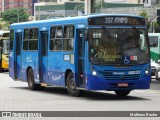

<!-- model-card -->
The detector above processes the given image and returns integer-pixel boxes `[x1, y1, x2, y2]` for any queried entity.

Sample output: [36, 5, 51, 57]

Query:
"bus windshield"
[2, 40, 9, 54]
[89, 28, 150, 65]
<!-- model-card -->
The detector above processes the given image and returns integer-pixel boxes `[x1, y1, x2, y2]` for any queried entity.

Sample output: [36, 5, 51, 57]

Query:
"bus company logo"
[26, 55, 32, 62]
[78, 24, 85, 28]
[113, 72, 125, 75]
[2, 112, 11, 117]
[120, 75, 125, 79]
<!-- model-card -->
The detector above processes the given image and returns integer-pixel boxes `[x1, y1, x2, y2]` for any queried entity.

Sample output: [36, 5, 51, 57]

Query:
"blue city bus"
[9, 14, 151, 97]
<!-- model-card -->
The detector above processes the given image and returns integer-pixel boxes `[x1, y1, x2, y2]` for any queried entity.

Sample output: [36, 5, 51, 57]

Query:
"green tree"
[139, 9, 150, 31]
[1, 8, 30, 24]
[139, 9, 148, 20]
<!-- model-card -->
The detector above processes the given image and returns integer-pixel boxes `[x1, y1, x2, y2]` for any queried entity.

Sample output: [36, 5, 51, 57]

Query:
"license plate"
[118, 83, 128, 87]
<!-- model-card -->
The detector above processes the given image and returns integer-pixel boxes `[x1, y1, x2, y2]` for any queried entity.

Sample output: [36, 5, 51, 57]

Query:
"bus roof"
[148, 33, 160, 36]
[10, 14, 144, 28]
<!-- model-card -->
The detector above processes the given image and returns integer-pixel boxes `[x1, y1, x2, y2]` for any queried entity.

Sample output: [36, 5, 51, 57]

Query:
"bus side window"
[10, 29, 14, 51]
[29, 28, 38, 50]
[50, 26, 62, 51]
[63, 26, 74, 51]
[23, 29, 29, 50]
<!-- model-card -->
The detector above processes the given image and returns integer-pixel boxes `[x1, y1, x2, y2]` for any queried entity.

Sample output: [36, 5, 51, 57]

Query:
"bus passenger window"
[54, 39, 62, 50]
[30, 29, 38, 39]
[10, 29, 14, 50]
[56, 27, 62, 38]
[23, 29, 29, 50]
[50, 26, 62, 51]
[29, 28, 38, 50]
[63, 26, 74, 51]
[50, 27, 56, 38]
[63, 39, 73, 51]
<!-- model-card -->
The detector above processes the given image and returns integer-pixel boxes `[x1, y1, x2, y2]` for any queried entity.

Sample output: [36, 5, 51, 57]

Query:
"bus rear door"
[39, 30, 49, 83]
[15, 32, 22, 80]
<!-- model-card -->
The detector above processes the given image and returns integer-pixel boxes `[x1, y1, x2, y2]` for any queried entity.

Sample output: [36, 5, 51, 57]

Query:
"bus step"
[41, 83, 48, 87]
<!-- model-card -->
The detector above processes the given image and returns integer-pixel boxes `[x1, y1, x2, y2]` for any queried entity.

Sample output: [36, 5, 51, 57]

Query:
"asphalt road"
[0, 72, 160, 120]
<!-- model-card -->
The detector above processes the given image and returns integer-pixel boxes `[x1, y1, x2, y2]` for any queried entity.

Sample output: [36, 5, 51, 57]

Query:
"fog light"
[145, 70, 149, 75]
[92, 71, 97, 76]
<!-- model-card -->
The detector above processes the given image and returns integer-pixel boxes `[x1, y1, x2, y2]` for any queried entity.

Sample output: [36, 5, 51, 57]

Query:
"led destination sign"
[88, 16, 146, 26]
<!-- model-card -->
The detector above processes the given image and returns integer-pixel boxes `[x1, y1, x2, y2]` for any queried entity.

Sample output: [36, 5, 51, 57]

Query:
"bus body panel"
[9, 52, 14, 78]
[48, 51, 75, 86]
[148, 33, 160, 80]
[2, 54, 8, 69]
[21, 52, 39, 82]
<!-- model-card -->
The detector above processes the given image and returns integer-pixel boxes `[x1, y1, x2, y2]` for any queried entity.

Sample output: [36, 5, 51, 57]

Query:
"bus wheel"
[114, 90, 131, 97]
[0, 67, 2, 72]
[27, 68, 38, 90]
[0, 65, 3, 72]
[67, 72, 80, 97]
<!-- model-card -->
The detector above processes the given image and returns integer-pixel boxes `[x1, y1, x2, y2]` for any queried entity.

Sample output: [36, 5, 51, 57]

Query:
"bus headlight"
[145, 70, 149, 75]
[90, 64, 97, 76]
[92, 71, 97, 76]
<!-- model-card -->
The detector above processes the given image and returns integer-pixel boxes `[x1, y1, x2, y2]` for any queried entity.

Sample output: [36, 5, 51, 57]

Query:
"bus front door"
[39, 31, 48, 83]
[77, 30, 86, 88]
[15, 32, 22, 80]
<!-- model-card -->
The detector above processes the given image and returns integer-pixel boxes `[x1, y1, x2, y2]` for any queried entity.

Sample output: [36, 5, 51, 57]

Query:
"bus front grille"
[100, 70, 140, 80]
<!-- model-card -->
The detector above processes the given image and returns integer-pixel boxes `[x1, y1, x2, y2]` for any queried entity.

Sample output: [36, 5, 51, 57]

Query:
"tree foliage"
[138, 9, 148, 20]
[138, 9, 151, 30]
[1, 8, 30, 24]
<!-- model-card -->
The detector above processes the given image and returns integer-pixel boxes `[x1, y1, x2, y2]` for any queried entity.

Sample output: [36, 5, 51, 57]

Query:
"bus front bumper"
[86, 75, 150, 91]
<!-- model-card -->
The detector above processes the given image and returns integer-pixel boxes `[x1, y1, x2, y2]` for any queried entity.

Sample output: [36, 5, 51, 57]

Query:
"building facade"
[0, 0, 34, 15]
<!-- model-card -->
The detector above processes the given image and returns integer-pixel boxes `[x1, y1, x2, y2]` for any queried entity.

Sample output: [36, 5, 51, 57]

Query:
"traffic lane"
[0, 78, 159, 111]
[0, 71, 160, 113]
[150, 79, 160, 90]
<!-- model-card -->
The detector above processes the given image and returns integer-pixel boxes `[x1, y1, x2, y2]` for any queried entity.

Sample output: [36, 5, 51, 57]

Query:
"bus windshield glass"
[89, 28, 150, 65]
[3, 40, 9, 54]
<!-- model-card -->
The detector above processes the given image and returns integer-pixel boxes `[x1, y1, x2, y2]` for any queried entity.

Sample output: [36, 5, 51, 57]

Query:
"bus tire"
[27, 68, 39, 90]
[0, 64, 3, 72]
[114, 90, 131, 97]
[0, 67, 2, 72]
[67, 72, 80, 97]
